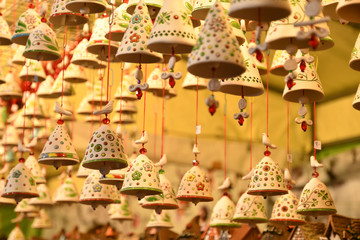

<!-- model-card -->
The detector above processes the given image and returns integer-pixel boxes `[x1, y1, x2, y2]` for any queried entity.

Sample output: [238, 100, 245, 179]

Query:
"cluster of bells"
[1, 0, 357, 236]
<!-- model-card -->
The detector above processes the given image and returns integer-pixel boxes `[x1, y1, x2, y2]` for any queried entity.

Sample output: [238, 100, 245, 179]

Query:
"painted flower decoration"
[132, 171, 142, 181]
[192, 36, 203, 51]
[29, 177, 35, 186]
[143, 162, 152, 172]
[130, 33, 141, 43]
[187, 173, 196, 182]
[12, 170, 22, 178]
[144, 25, 152, 35]
[93, 183, 102, 192]
[196, 182, 205, 191]
[208, 17, 226, 32]
[132, 14, 142, 24]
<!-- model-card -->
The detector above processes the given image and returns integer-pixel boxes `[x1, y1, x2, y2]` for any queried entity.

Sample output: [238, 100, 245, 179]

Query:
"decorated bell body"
[77, 97, 94, 115]
[29, 184, 53, 207]
[105, 3, 131, 41]
[233, 191, 268, 224]
[12, 45, 26, 65]
[146, 210, 174, 229]
[24, 154, 46, 184]
[127, 0, 163, 17]
[0, 178, 16, 205]
[49, 0, 89, 27]
[54, 177, 79, 204]
[0, 72, 22, 100]
[21, 93, 45, 118]
[297, 177, 336, 216]
[114, 69, 138, 101]
[99, 168, 127, 190]
[87, 79, 107, 106]
[2, 125, 20, 147]
[210, 194, 241, 229]
[115, 100, 137, 114]
[65, 0, 107, 14]
[8, 226, 26, 240]
[71, 38, 105, 69]
[146, 66, 170, 96]
[0, 15, 12, 45]
[350, 33, 360, 71]
[19, 60, 46, 82]
[32, 209, 52, 229]
[182, 72, 207, 90]
[11, 8, 41, 45]
[15, 199, 39, 213]
[37, 76, 55, 98]
[112, 113, 135, 124]
[64, 64, 87, 83]
[270, 50, 291, 76]
[51, 71, 75, 97]
[109, 195, 133, 221]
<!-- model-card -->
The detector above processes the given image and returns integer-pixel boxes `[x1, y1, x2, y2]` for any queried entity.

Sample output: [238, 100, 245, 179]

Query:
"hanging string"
[223, 94, 227, 181]
[118, 63, 124, 124]
[153, 98, 158, 162]
[266, 53, 269, 137]
[287, 102, 290, 170]
[160, 68, 166, 169]
[142, 65, 148, 137]
[194, 76, 199, 161]
[106, 6, 114, 109]
[313, 101, 316, 159]
[60, 26, 68, 120]
[21, 66, 30, 160]
[250, 99, 253, 170]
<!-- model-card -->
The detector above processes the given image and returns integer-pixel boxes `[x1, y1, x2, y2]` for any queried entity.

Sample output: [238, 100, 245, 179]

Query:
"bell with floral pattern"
[233, 191, 268, 224]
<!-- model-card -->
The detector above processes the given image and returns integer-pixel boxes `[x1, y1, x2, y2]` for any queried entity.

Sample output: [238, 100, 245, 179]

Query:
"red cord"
[161, 67, 166, 161]
[118, 63, 124, 124]
[153, 102, 157, 161]
[313, 102, 316, 158]
[250, 100, 253, 170]
[266, 53, 269, 137]
[195, 77, 199, 160]
[223, 95, 227, 181]
[99, 72, 104, 124]
[287, 102, 290, 170]
[106, 14, 112, 105]
[142, 64, 147, 136]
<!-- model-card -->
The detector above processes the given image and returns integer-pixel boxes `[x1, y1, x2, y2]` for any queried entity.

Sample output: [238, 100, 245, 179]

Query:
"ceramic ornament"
[146, 66, 170, 96]
[233, 191, 268, 224]
[2, 161, 39, 203]
[32, 209, 52, 229]
[0, 72, 22, 99]
[82, 123, 128, 175]
[29, 183, 53, 206]
[109, 195, 133, 221]
[64, 64, 87, 83]
[247, 156, 288, 196]
[270, 190, 306, 226]
[114, 69, 138, 101]
[19, 60, 46, 82]
[2, 125, 20, 147]
[77, 97, 94, 115]
[0, 65, 5, 84]
[38, 123, 79, 169]
[322, 0, 339, 20]
[21, 93, 45, 119]
[142, 169, 179, 213]
[248, 41, 267, 75]
[146, 210, 174, 229]
[350, 33, 360, 71]
[115, 100, 137, 114]
[177, 165, 213, 204]
[87, 17, 120, 58]
[187, 1, 246, 79]
[65, 0, 107, 14]
[99, 168, 127, 190]
[24, 154, 46, 184]
[0, 15, 12, 45]
[220, 40, 264, 97]
[71, 39, 105, 69]
[8, 226, 25, 240]
[51, 71, 75, 97]
[54, 177, 79, 204]
[182, 72, 208, 90]
[15, 199, 39, 213]
[184, 0, 201, 28]
[297, 177, 336, 216]
[209, 194, 241, 229]
[116, 0, 162, 63]
[79, 171, 116, 209]
[87, 79, 107, 106]
[352, 84, 360, 111]
[270, 50, 291, 76]
[121, 154, 162, 199]
[12, 46, 26, 65]
[127, 0, 163, 17]
[23, 22, 61, 61]
[37, 75, 55, 98]
[105, 3, 131, 41]
[76, 161, 93, 178]
[49, 0, 89, 27]
[0, 178, 16, 205]
[112, 113, 135, 124]
[14, 114, 32, 130]
[336, 0, 360, 23]
[11, 8, 41, 45]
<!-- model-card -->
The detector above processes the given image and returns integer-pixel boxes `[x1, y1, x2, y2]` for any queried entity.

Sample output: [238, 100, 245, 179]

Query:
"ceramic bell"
[51, 71, 75, 97]
[2, 125, 20, 147]
[2, 161, 39, 202]
[8, 226, 25, 240]
[32, 209, 52, 229]
[12, 45, 26, 65]
[220, 39, 264, 97]
[14, 114, 32, 130]
[114, 69, 138, 101]
[99, 168, 127, 190]
[146, 66, 170, 96]
[210, 194, 241, 229]
[270, 190, 306, 225]
[112, 113, 135, 124]
[0, 72, 22, 99]
[64, 64, 87, 83]
[307, 11, 334, 51]
[109, 195, 133, 221]
[146, 210, 174, 229]
[177, 165, 213, 204]
[0, 178, 16, 205]
[353, 84, 360, 110]
[49, 0, 89, 27]
[0, 15, 12, 45]
[270, 50, 291, 76]
[82, 124, 128, 175]
[21, 93, 45, 119]
[77, 97, 94, 115]
[116, 0, 162, 63]
[350, 33, 360, 71]
[37, 76, 56, 98]
[19, 60, 46, 82]
[336, 0, 360, 23]
[79, 171, 116, 209]
[121, 154, 162, 199]
[24, 154, 46, 184]
[187, 1, 245, 78]
[54, 177, 79, 204]
[65, 0, 107, 14]
[115, 100, 137, 114]
[11, 8, 41, 45]
[23, 22, 61, 61]
[0, 65, 5, 84]
[38, 123, 79, 169]
[297, 177, 336, 216]
[29, 184, 53, 206]
[147, 0, 196, 54]
[247, 156, 288, 196]
[127, 0, 163, 17]
[105, 3, 131, 41]
[87, 79, 107, 106]
[142, 169, 179, 212]
[323, 0, 339, 20]
[76, 161, 93, 178]
[87, 17, 119, 58]
[228, 0, 291, 21]
[233, 191, 268, 224]
[15, 199, 39, 213]
[71, 39, 105, 69]
[282, 52, 324, 103]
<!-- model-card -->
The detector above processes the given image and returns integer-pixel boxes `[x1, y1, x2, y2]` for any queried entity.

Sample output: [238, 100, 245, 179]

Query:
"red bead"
[169, 76, 175, 88]
[136, 89, 142, 99]
[300, 60, 306, 72]
[264, 150, 271, 156]
[19, 158, 25, 163]
[312, 171, 319, 178]
[102, 118, 110, 124]
[41, 17, 47, 23]
[139, 147, 147, 154]
[28, 3, 35, 8]
[287, 78, 296, 90]
[301, 121, 307, 132]
[255, 49, 263, 62]
[309, 34, 319, 49]
[57, 119, 64, 125]
[193, 160, 199, 166]
[209, 104, 216, 116]
[238, 115, 244, 126]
